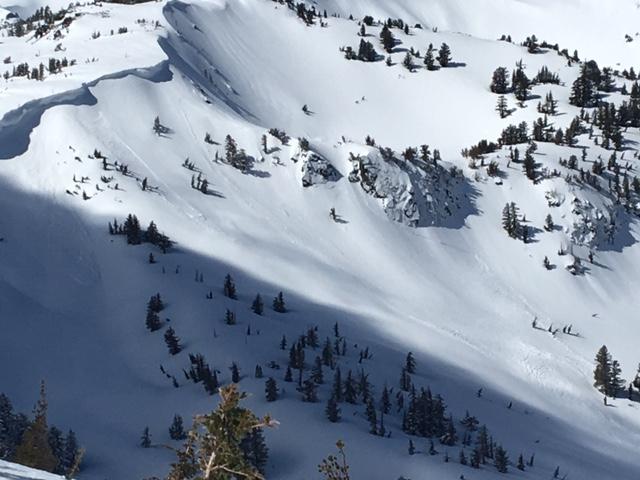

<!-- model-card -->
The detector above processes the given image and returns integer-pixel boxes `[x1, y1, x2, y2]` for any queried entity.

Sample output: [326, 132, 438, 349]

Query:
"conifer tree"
[437, 43, 451, 67]
[140, 427, 151, 448]
[14, 381, 58, 473]
[365, 400, 377, 434]
[146, 308, 162, 332]
[326, 394, 341, 422]
[223, 274, 237, 299]
[302, 379, 318, 403]
[512, 67, 531, 104]
[231, 363, 241, 383]
[164, 327, 182, 355]
[166, 385, 274, 480]
[225, 309, 237, 326]
[494, 445, 508, 473]
[265, 378, 278, 402]
[380, 385, 391, 414]
[379, 25, 395, 53]
[544, 214, 554, 231]
[240, 428, 269, 475]
[496, 95, 508, 118]
[318, 440, 350, 480]
[251, 294, 263, 315]
[169, 415, 187, 441]
[405, 352, 416, 374]
[344, 371, 358, 404]
[594, 345, 613, 395]
[272, 292, 286, 313]
[60, 430, 80, 476]
[424, 44, 436, 71]
[47, 426, 64, 474]
[311, 356, 324, 384]
[490, 67, 509, 94]
[402, 52, 414, 72]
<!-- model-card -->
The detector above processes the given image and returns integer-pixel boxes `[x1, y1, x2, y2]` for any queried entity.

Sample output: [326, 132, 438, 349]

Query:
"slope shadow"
[1, 180, 637, 480]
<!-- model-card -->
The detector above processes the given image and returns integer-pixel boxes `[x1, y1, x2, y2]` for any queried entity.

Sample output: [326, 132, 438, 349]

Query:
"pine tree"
[140, 427, 151, 448]
[365, 400, 377, 434]
[380, 385, 391, 414]
[399, 366, 411, 391]
[240, 428, 269, 475]
[284, 366, 293, 382]
[225, 135, 238, 164]
[318, 440, 350, 480]
[344, 371, 358, 404]
[231, 363, 241, 383]
[326, 394, 341, 422]
[405, 352, 416, 374]
[164, 327, 182, 355]
[424, 44, 437, 71]
[311, 356, 324, 384]
[544, 214, 554, 231]
[265, 378, 278, 402]
[302, 379, 318, 403]
[166, 385, 274, 480]
[437, 43, 451, 67]
[47, 426, 64, 474]
[379, 25, 395, 53]
[225, 309, 237, 326]
[169, 415, 186, 440]
[610, 359, 625, 396]
[60, 430, 80, 475]
[272, 292, 286, 313]
[145, 308, 162, 332]
[494, 445, 509, 473]
[14, 381, 57, 473]
[594, 345, 613, 395]
[357, 39, 377, 62]
[251, 294, 263, 315]
[402, 52, 414, 72]
[496, 95, 508, 118]
[322, 337, 334, 367]
[512, 67, 531, 104]
[490, 67, 509, 94]
[223, 274, 237, 299]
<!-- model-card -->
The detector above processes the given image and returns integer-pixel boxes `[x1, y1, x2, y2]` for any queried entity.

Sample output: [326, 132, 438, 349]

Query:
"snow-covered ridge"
[0, 1, 640, 480]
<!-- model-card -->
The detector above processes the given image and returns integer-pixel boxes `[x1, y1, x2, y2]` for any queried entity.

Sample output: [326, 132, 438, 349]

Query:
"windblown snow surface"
[1, 1, 640, 479]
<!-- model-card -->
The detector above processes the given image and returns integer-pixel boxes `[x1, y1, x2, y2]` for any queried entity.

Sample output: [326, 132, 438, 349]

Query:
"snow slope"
[0, 460, 66, 480]
[316, 0, 640, 67]
[1, 1, 640, 479]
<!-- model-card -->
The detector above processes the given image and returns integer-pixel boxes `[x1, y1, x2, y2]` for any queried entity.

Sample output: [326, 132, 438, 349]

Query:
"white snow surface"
[0, 1, 639, 480]
[0, 460, 66, 480]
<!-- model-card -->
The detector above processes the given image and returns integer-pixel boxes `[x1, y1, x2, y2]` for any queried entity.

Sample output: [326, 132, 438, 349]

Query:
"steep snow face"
[317, 0, 640, 66]
[1, 1, 640, 480]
